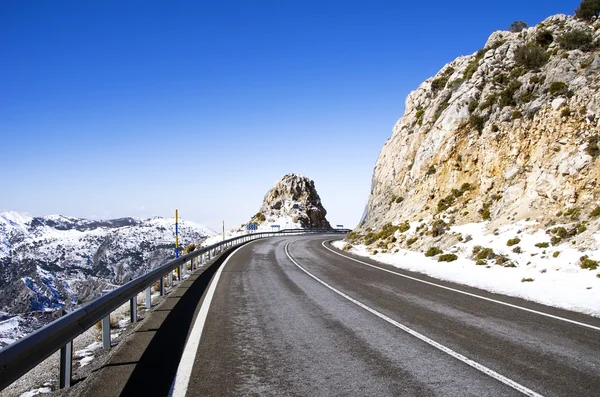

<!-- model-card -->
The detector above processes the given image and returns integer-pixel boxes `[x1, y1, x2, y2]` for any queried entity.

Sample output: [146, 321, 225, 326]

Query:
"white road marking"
[322, 240, 600, 332]
[285, 242, 544, 397]
[170, 243, 252, 397]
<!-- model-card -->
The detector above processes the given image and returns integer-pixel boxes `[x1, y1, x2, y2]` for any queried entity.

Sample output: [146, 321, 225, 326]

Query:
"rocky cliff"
[250, 174, 331, 229]
[362, 15, 600, 243]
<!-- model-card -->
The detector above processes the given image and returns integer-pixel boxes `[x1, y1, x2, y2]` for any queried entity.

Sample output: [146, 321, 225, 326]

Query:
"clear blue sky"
[0, 0, 577, 231]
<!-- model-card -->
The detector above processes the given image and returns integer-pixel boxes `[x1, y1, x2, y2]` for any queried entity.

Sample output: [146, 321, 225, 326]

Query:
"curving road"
[168, 235, 600, 397]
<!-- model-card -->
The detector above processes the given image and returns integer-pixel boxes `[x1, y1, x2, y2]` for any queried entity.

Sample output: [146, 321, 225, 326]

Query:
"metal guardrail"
[0, 228, 349, 391]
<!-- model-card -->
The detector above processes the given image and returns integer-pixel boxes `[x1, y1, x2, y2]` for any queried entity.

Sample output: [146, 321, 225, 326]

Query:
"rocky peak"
[363, 14, 600, 236]
[250, 173, 331, 229]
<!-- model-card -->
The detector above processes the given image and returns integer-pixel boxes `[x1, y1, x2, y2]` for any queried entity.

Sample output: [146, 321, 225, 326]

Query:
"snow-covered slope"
[0, 212, 214, 325]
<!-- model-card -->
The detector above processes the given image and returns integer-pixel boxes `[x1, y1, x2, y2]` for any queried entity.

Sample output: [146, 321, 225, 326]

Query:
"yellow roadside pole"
[175, 209, 179, 278]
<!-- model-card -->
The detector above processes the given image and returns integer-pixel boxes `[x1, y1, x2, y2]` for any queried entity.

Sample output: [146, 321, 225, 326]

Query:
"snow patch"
[74, 341, 103, 367]
[334, 220, 600, 317]
[19, 386, 52, 397]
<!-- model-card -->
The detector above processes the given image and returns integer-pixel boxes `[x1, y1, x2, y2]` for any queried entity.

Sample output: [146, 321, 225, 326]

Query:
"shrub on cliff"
[469, 114, 487, 133]
[509, 21, 528, 33]
[506, 238, 521, 246]
[425, 246, 443, 257]
[586, 135, 599, 157]
[580, 255, 599, 270]
[557, 29, 595, 51]
[464, 49, 487, 79]
[575, 0, 600, 21]
[183, 243, 196, 254]
[438, 254, 458, 262]
[549, 81, 568, 96]
[431, 77, 448, 91]
[514, 44, 548, 69]
[535, 30, 554, 47]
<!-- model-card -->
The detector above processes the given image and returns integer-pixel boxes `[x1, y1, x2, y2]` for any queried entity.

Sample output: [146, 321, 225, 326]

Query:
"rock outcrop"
[250, 174, 331, 229]
[362, 15, 600, 237]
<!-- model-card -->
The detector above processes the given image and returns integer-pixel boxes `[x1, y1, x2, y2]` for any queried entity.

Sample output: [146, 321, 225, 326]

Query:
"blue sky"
[0, 0, 577, 231]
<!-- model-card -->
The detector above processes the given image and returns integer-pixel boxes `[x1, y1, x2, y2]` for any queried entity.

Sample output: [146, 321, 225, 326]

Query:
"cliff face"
[363, 15, 600, 236]
[250, 173, 331, 229]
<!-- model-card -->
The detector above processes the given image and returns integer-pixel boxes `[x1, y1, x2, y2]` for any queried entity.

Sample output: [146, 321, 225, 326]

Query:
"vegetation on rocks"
[473, 246, 496, 260]
[438, 253, 458, 262]
[586, 135, 599, 157]
[506, 238, 521, 246]
[575, 0, 600, 21]
[509, 20, 528, 33]
[580, 255, 599, 270]
[183, 243, 196, 254]
[469, 114, 487, 132]
[514, 44, 548, 69]
[535, 30, 554, 47]
[425, 246, 443, 257]
[351, 7, 600, 283]
[548, 82, 568, 96]
[557, 29, 595, 51]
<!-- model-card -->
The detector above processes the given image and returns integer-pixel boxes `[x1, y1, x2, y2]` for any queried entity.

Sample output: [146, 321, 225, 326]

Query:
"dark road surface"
[79, 235, 600, 397]
[174, 235, 600, 397]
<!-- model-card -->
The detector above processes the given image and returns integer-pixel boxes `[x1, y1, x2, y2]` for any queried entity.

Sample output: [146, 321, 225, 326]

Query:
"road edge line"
[169, 241, 254, 397]
[285, 242, 544, 397]
[322, 240, 600, 332]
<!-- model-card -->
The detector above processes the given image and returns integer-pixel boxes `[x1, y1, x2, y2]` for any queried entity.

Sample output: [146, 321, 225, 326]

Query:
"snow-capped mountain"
[0, 212, 214, 340]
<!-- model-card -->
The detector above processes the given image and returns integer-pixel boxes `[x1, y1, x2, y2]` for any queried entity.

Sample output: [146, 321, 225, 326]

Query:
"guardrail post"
[130, 296, 137, 324]
[160, 276, 165, 296]
[145, 287, 152, 309]
[178, 265, 182, 281]
[102, 315, 111, 349]
[59, 340, 72, 388]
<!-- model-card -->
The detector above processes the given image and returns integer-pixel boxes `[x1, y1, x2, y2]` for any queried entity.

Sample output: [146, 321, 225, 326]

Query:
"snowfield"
[334, 220, 600, 317]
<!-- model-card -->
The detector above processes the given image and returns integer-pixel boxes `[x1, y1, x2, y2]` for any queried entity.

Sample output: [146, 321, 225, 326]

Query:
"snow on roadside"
[1, 289, 163, 397]
[18, 385, 52, 397]
[333, 220, 600, 317]
[74, 342, 102, 368]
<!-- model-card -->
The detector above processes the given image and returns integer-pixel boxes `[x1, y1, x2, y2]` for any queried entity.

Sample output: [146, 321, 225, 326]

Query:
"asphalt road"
[172, 235, 600, 397]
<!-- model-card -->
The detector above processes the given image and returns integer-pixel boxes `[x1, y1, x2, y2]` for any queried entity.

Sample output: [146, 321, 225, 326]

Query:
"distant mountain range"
[0, 211, 214, 342]
[0, 172, 334, 346]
